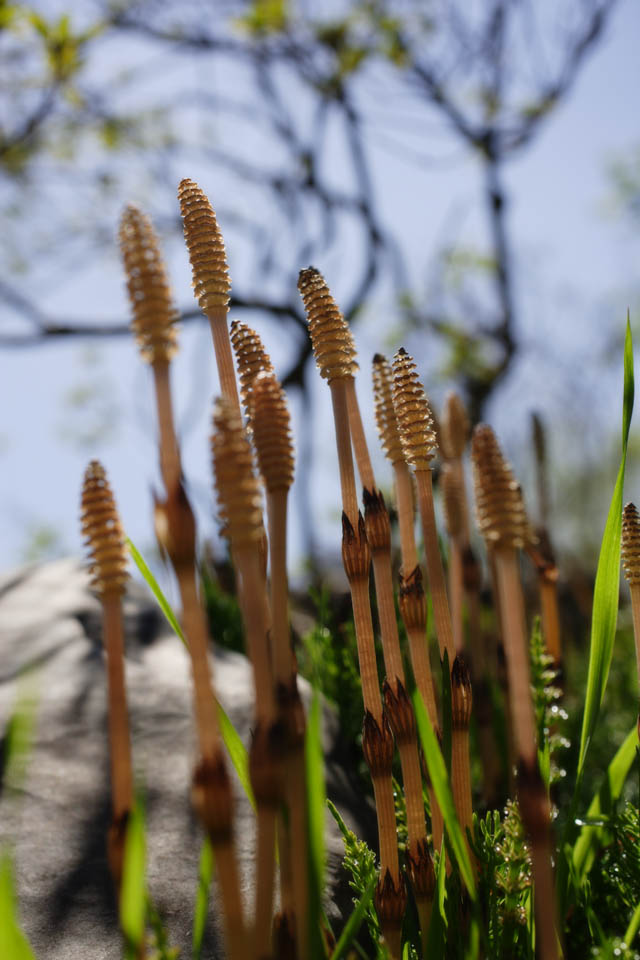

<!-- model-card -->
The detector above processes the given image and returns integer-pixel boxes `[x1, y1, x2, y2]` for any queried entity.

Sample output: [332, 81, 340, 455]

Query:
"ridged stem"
[539, 572, 561, 666]
[350, 576, 383, 725]
[208, 305, 241, 414]
[451, 727, 473, 863]
[345, 376, 376, 491]
[372, 774, 400, 884]
[415, 468, 455, 661]
[286, 747, 308, 956]
[216, 841, 248, 960]
[103, 594, 133, 821]
[329, 379, 359, 527]
[151, 359, 181, 495]
[449, 540, 464, 654]
[371, 551, 404, 682]
[255, 806, 277, 958]
[630, 583, 640, 689]
[267, 489, 292, 685]
[175, 567, 220, 759]
[492, 550, 536, 765]
[393, 460, 418, 573]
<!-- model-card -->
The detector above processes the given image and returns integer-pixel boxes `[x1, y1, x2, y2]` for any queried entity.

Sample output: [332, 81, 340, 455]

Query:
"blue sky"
[1, 0, 639, 586]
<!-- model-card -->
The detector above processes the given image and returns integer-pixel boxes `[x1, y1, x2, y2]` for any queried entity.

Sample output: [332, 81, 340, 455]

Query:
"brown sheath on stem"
[178, 178, 240, 412]
[472, 424, 560, 959]
[81, 460, 133, 889]
[392, 348, 456, 663]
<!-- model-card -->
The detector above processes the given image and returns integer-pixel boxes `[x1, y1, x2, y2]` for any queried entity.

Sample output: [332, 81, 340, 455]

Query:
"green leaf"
[0, 854, 36, 960]
[216, 700, 255, 812]
[572, 724, 638, 878]
[120, 801, 147, 949]
[425, 842, 447, 959]
[1, 687, 37, 792]
[306, 693, 328, 960]
[126, 538, 185, 646]
[577, 318, 634, 777]
[624, 898, 640, 947]
[330, 872, 377, 960]
[192, 837, 214, 958]
[413, 692, 476, 900]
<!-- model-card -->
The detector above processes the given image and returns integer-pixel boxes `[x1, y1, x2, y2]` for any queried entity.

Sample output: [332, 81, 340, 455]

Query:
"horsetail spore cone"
[440, 390, 469, 461]
[119, 204, 178, 364]
[230, 320, 275, 425]
[178, 178, 240, 410]
[251, 372, 295, 494]
[391, 347, 437, 469]
[297, 266, 356, 383]
[178, 178, 230, 311]
[81, 460, 129, 599]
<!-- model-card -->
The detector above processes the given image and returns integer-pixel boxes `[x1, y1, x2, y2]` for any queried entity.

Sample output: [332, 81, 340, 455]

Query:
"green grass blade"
[192, 836, 214, 959]
[330, 873, 377, 960]
[127, 538, 186, 646]
[577, 318, 634, 777]
[413, 691, 476, 900]
[306, 693, 328, 959]
[572, 724, 638, 878]
[0, 853, 36, 960]
[120, 800, 147, 951]
[216, 700, 256, 812]
[0, 688, 37, 793]
[624, 899, 640, 947]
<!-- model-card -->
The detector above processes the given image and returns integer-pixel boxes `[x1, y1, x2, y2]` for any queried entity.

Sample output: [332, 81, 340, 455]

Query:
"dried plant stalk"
[472, 423, 559, 960]
[392, 348, 455, 663]
[81, 460, 132, 890]
[212, 398, 284, 959]
[298, 268, 404, 955]
[178, 178, 240, 413]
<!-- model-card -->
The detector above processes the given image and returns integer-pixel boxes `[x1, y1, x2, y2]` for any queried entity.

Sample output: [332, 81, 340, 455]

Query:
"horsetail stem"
[81, 460, 132, 890]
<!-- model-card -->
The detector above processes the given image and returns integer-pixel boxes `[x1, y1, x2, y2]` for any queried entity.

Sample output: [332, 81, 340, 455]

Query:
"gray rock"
[0, 558, 372, 958]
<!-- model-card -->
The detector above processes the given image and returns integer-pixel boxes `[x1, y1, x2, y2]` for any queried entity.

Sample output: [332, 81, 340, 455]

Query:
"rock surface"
[0, 558, 371, 959]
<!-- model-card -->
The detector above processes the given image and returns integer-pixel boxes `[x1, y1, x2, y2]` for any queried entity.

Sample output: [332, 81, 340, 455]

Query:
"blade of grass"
[572, 723, 638, 878]
[120, 799, 147, 954]
[216, 700, 256, 812]
[330, 873, 377, 960]
[413, 692, 476, 900]
[127, 537, 185, 645]
[1, 687, 37, 794]
[624, 899, 640, 947]
[425, 842, 447, 960]
[559, 318, 635, 917]
[306, 692, 328, 960]
[0, 853, 36, 960]
[192, 836, 214, 959]
[577, 318, 634, 778]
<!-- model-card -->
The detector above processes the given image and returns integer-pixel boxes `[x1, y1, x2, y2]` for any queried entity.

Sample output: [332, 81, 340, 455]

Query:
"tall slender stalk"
[392, 349, 456, 665]
[80, 461, 133, 894]
[372, 353, 444, 852]
[252, 370, 309, 957]
[212, 399, 285, 960]
[472, 424, 559, 960]
[121, 202, 246, 958]
[298, 268, 405, 957]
